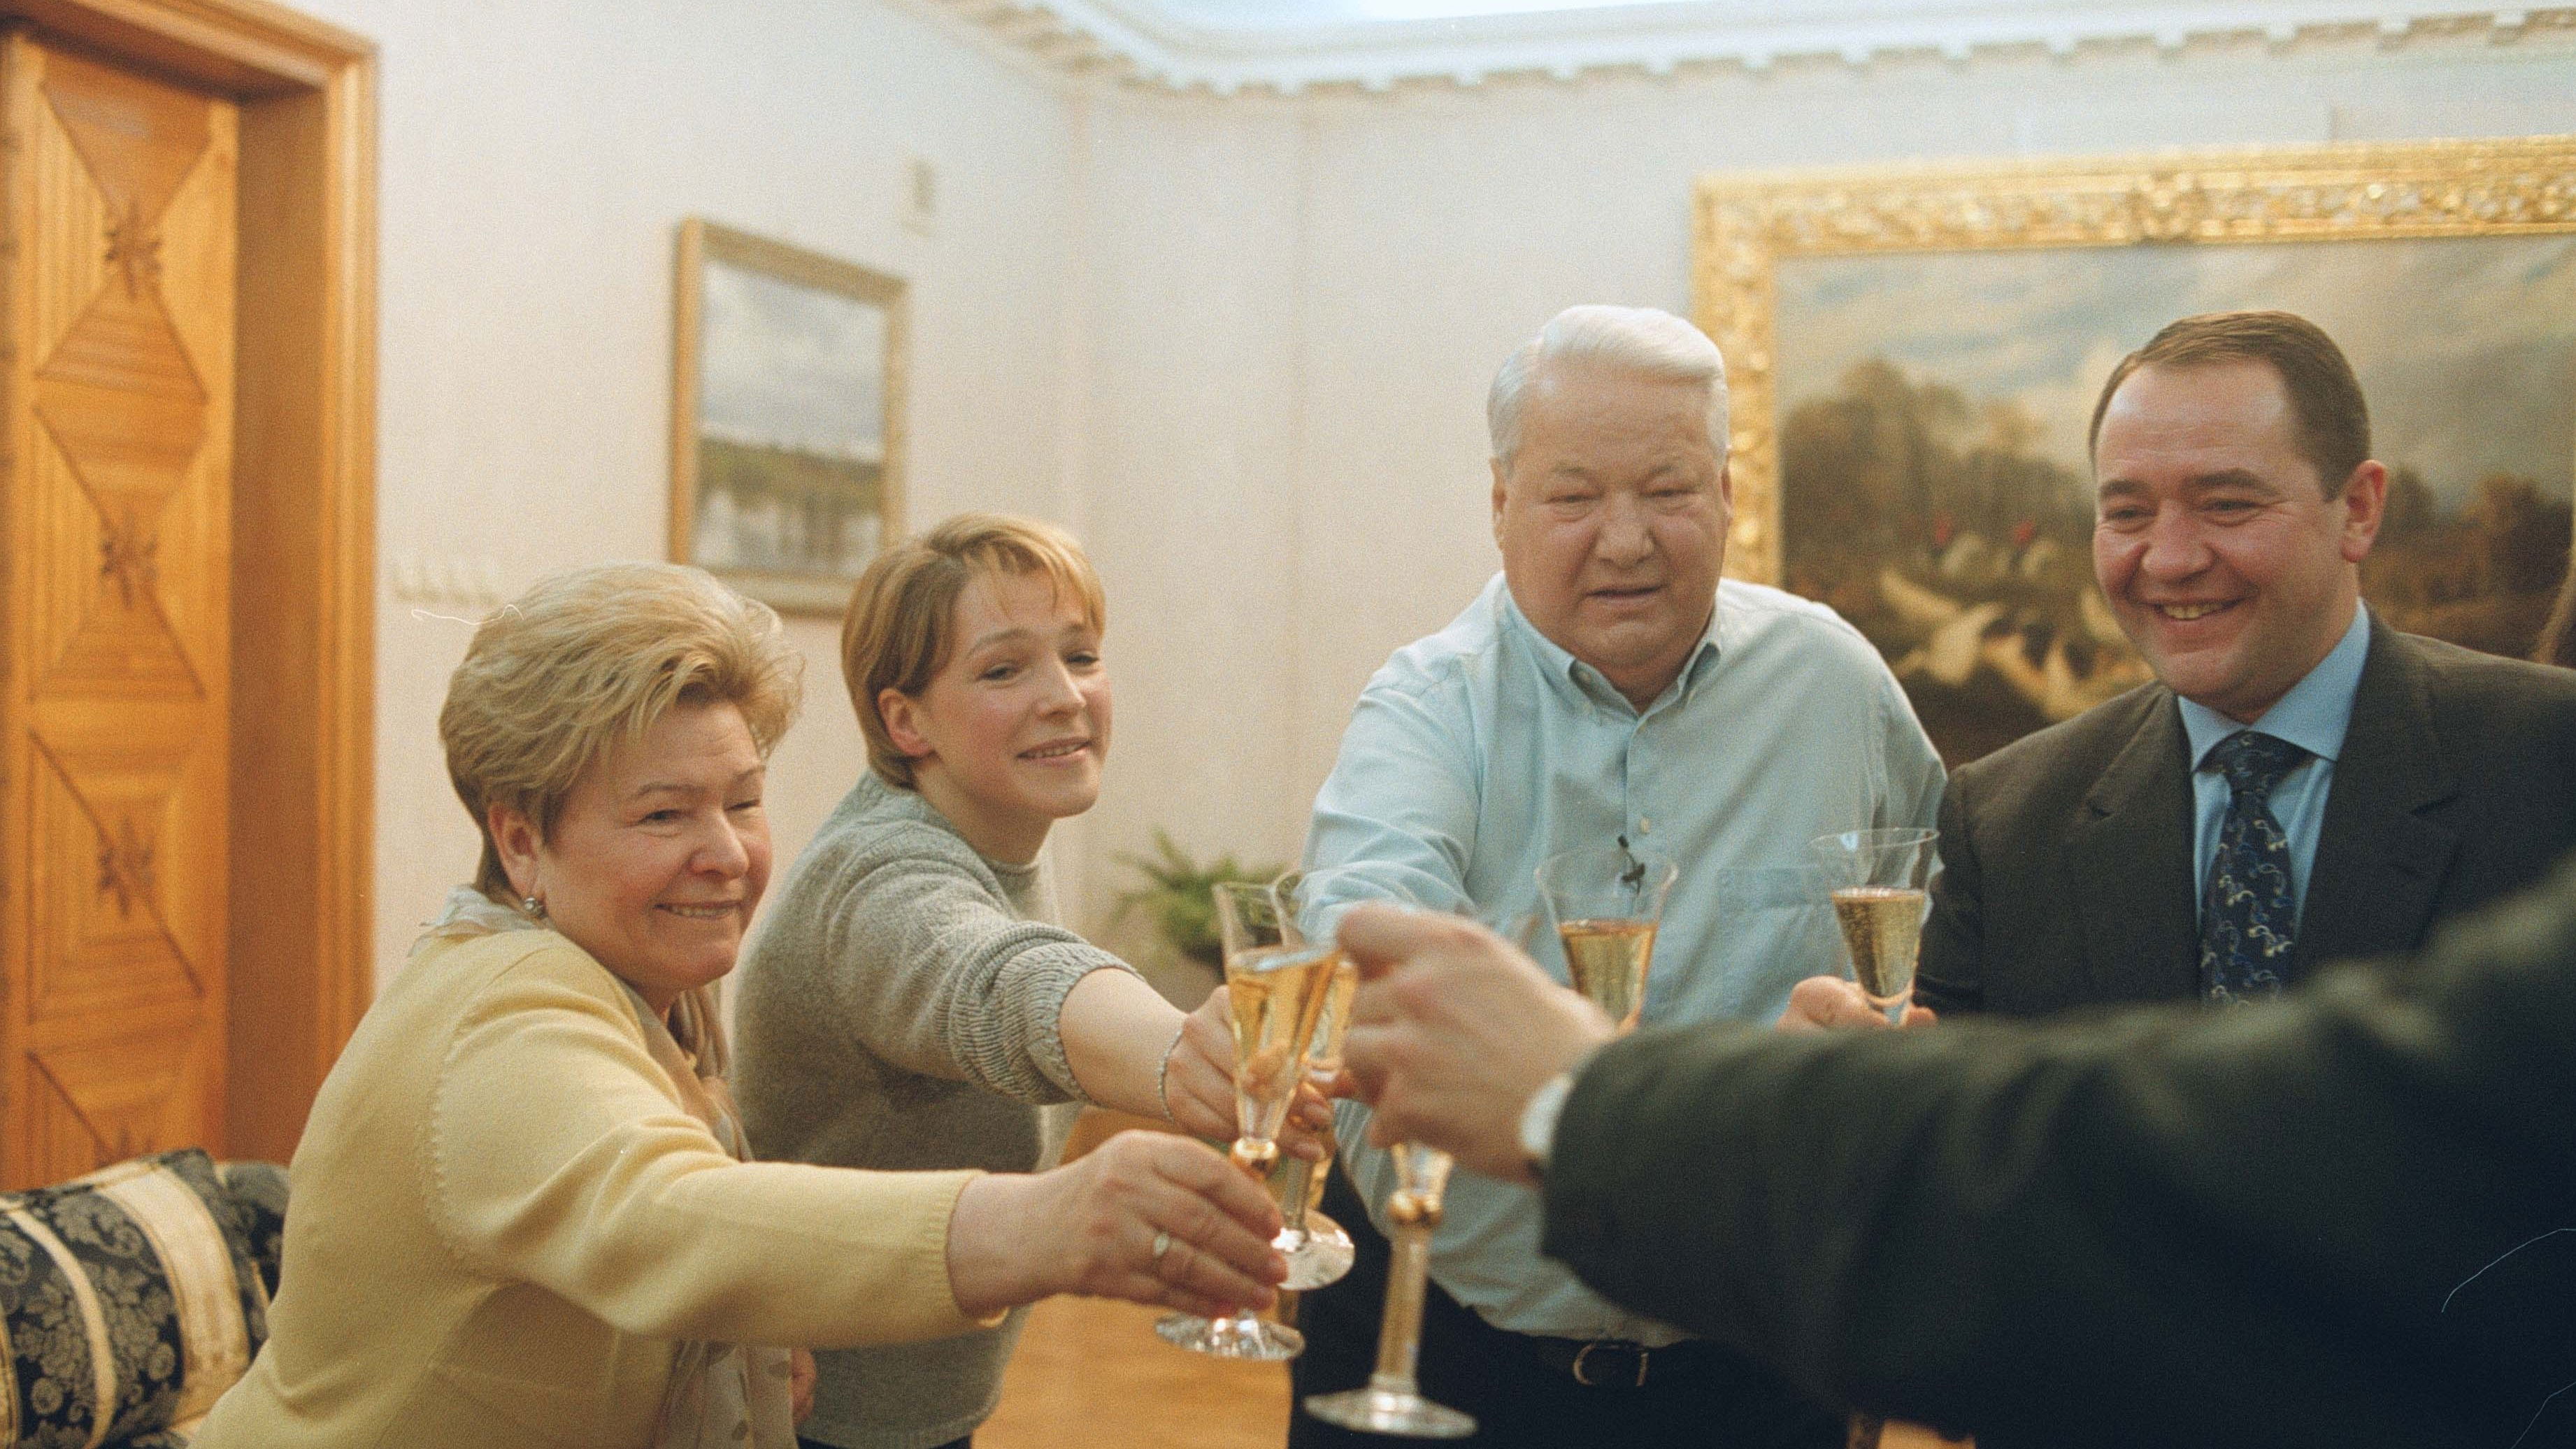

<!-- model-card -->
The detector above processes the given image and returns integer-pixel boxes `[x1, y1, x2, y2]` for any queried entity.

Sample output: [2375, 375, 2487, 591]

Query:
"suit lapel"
[2296, 623, 2461, 973]
[2068, 690, 2201, 1002]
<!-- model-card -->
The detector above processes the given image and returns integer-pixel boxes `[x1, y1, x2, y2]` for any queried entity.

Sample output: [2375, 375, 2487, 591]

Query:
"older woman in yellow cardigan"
[191, 563, 1283, 1449]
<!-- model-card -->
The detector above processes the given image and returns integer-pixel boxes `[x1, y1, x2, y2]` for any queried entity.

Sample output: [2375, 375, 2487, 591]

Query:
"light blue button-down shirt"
[1303, 573, 1945, 1342]
[2179, 604, 2371, 927]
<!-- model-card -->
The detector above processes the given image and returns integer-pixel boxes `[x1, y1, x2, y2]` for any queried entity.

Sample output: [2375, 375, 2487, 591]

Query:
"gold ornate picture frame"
[671, 219, 908, 615]
[1694, 137, 2576, 762]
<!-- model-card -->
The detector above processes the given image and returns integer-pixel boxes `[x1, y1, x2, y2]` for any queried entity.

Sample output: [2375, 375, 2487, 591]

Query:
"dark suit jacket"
[1543, 855, 2576, 1449]
[1917, 618, 2576, 1017]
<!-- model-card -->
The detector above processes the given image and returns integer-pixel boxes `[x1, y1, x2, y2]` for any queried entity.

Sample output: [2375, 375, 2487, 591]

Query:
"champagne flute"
[1810, 827, 1938, 1025]
[1535, 841, 1676, 1034]
[1154, 880, 1338, 1360]
[1808, 833, 1933, 1449]
[1301, 1141, 1474, 1439]
[1265, 869, 1359, 1291]
[1303, 885, 1498, 1440]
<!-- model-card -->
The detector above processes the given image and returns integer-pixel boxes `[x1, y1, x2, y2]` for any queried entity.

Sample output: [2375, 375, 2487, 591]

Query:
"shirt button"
[1638, 818, 1653, 834]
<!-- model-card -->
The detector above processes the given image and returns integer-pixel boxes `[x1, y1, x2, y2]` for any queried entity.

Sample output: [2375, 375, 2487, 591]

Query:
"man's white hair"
[1487, 305, 1731, 471]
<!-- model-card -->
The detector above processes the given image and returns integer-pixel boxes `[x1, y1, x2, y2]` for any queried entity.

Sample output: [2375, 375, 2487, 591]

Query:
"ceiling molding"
[911, 2, 2572, 94]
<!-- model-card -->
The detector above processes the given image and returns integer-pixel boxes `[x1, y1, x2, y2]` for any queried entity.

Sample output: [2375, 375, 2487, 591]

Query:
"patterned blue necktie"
[2198, 730, 2310, 1006]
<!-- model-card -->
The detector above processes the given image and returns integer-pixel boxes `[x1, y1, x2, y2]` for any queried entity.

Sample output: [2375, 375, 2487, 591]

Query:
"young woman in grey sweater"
[732, 515, 1310, 1449]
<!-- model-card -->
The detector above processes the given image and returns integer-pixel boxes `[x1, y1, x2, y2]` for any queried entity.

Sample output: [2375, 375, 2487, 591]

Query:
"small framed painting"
[671, 218, 906, 614]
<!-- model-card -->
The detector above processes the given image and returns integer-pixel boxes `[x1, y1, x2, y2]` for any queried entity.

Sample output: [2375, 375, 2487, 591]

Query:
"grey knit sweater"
[732, 772, 1131, 1449]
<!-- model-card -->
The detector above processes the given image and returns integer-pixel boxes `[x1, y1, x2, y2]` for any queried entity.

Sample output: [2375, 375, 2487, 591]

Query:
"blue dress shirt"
[1303, 573, 1945, 1343]
[2178, 604, 2372, 929]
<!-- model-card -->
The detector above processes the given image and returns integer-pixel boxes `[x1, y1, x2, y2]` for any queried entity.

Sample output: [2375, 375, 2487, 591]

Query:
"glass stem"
[1267, 1150, 1312, 1236]
[1370, 1218, 1433, 1392]
[1226, 1138, 1280, 1336]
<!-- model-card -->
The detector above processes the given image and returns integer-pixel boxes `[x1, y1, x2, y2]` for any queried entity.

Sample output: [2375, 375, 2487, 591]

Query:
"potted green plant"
[1111, 831, 1285, 971]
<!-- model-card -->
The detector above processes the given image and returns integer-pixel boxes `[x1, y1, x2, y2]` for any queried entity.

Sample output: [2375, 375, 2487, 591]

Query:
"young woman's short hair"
[841, 513, 1107, 788]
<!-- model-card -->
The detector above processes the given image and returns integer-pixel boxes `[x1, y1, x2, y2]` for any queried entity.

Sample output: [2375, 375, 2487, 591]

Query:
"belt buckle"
[1570, 1340, 1648, 1388]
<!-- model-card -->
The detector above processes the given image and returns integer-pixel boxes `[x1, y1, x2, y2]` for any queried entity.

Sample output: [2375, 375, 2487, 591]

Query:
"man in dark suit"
[1917, 613, 2576, 1015]
[1329, 864, 2576, 1449]
[1796, 310, 2576, 1027]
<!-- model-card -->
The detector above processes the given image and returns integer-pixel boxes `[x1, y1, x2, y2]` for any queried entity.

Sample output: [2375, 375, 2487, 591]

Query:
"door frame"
[1, 0, 375, 1164]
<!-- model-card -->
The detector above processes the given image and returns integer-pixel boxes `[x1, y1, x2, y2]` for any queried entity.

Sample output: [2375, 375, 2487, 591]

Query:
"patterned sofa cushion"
[0, 1150, 269, 1448]
[212, 1162, 286, 1303]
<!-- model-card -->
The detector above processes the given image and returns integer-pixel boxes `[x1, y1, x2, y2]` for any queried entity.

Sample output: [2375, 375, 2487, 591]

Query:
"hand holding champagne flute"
[1306, 887, 1544, 1440]
[1803, 834, 1936, 1449]
[1267, 869, 1362, 1291]
[1536, 840, 1675, 1034]
[1154, 881, 1339, 1360]
[1810, 828, 1937, 1025]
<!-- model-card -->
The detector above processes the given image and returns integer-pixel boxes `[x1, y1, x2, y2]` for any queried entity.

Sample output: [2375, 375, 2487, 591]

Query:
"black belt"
[1519, 1334, 1724, 1389]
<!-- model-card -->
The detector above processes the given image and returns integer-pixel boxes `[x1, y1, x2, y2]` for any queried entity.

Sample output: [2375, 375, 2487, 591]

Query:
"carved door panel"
[2, 34, 236, 1187]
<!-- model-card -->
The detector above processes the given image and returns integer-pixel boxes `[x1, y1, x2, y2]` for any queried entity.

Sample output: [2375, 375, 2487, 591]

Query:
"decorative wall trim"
[915, 2, 2573, 94]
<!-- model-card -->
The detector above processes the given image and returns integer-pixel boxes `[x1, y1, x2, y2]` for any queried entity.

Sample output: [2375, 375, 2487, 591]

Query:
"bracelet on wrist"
[1154, 1021, 1189, 1124]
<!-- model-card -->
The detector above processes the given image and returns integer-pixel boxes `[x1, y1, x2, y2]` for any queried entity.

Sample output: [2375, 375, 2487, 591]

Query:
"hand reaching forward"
[1775, 975, 1938, 1032]
[1337, 904, 1614, 1185]
[945, 1130, 1287, 1320]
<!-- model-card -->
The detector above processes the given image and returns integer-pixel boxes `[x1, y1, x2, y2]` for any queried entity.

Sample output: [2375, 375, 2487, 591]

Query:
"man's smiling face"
[2091, 358, 2385, 723]
[1491, 359, 1730, 710]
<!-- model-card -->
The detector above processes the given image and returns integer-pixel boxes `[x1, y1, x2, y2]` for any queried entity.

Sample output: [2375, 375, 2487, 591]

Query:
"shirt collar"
[2179, 603, 2371, 769]
[1500, 581, 1724, 717]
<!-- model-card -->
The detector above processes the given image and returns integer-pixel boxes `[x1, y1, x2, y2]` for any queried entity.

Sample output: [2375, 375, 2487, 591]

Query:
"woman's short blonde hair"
[441, 562, 803, 898]
[842, 513, 1105, 788]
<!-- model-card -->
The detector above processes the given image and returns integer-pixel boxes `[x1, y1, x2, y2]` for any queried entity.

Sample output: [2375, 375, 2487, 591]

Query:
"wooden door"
[1, 33, 236, 1187]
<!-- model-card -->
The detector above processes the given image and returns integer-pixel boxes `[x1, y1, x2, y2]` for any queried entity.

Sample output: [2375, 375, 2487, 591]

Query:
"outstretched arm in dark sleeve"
[1544, 861, 2576, 1449]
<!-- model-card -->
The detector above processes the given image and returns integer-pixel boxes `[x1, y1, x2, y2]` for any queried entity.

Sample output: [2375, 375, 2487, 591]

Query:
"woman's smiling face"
[880, 568, 1112, 864]
[496, 699, 771, 1012]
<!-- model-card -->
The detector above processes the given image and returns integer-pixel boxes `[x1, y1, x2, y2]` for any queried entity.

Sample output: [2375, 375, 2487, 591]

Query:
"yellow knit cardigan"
[192, 929, 993, 1448]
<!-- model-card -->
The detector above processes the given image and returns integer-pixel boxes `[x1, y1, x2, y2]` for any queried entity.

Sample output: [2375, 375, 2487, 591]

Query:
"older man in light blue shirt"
[1289, 306, 1942, 1449]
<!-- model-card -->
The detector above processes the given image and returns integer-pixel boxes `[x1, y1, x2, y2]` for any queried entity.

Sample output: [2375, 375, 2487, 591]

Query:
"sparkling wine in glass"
[1816, 827, 1932, 1449]
[1155, 882, 1338, 1360]
[1810, 827, 1937, 1025]
[1265, 869, 1364, 1291]
[1301, 1141, 1475, 1439]
[1536, 841, 1676, 1034]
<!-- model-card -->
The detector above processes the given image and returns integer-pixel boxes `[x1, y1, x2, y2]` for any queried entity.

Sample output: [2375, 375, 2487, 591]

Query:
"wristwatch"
[1516, 1071, 1575, 1178]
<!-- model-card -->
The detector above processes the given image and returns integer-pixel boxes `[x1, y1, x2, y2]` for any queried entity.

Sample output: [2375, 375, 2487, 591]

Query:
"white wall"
[1069, 100, 1315, 938]
[1066, 25, 2576, 932]
[295, 0, 1086, 980]
[290, 0, 2576, 978]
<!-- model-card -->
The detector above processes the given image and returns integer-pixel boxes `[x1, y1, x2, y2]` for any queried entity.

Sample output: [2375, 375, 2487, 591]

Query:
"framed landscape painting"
[671, 219, 906, 615]
[1695, 138, 2576, 766]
